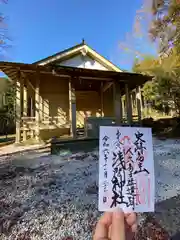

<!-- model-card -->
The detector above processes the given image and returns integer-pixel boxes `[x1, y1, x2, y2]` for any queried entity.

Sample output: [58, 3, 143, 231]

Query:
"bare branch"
[0, 0, 8, 4]
[0, 0, 11, 60]
[149, 0, 180, 54]
[119, 0, 156, 64]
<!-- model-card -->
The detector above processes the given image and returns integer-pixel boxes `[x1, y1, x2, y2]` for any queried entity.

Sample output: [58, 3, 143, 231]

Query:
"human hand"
[93, 209, 137, 240]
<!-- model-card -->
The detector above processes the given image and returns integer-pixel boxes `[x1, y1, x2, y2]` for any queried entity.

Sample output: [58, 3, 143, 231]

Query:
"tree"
[0, 0, 14, 135]
[119, 0, 157, 69]
[133, 50, 180, 114]
[0, 78, 15, 136]
[130, 0, 180, 116]
[0, 0, 10, 60]
[133, 56, 162, 111]
[150, 0, 180, 55]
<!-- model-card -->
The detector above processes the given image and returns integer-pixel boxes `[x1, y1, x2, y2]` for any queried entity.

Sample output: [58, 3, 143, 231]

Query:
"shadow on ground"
[142, 117, 180, 139]
[138, 194, 180, 239]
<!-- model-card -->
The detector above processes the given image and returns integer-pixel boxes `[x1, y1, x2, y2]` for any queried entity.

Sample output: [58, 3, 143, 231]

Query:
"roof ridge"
[33, 41, 85, 64]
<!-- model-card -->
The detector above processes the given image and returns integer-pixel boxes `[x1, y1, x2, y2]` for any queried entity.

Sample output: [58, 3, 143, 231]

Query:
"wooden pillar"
[39, 95, 43, 121]
[29, 98, 32, 117]
[69, 78, 76, 138]
[122, 98, 125, 122]
[131, 90, 135, 114]
[125, 83, 132, 125]
[134, 90, 137, 108]
[134, 90, 138, 115]
[22, 78, 28, 141]
[144, 98, 147, 117]
[23, 82, 27, 116]
[15, 71, 23, 143]
[35, 73, 40, 141]
[100, 82, 104, 117]
[136, 86, 142, 124]
[113, 81, 122, 125]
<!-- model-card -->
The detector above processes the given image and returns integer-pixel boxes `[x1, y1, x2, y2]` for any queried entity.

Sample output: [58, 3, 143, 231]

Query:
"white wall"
[58, 54, 108, 71]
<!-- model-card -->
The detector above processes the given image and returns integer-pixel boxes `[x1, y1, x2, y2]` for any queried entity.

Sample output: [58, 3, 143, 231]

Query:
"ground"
[0, 137, 180, 239]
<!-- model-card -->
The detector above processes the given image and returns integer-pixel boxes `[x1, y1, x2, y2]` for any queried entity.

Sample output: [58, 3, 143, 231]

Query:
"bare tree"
[119, 0, 157, 67]
[0, 0, 10, 60]
[150, 0, 180, 55]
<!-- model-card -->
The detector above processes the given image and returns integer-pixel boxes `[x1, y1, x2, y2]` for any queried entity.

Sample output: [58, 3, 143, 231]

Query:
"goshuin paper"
[99, 126, 154, 213]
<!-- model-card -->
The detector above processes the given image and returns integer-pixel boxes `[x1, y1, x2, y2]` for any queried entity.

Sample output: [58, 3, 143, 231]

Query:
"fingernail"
[113, 207, 123, 212]
[113, 208, 123, 219]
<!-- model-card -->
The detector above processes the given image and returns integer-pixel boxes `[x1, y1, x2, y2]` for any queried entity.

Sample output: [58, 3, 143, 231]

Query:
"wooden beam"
[0, 62, 152, 82]
[20, 72, 37, 93]
[102, 82, 113, 92]
[80, 76, 113, 81]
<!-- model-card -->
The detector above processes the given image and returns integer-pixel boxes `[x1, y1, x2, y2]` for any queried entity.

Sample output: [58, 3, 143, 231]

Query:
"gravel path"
[0, 138, 180, 239]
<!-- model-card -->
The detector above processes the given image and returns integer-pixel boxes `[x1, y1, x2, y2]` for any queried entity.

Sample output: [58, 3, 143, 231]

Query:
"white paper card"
[99, 126, 154, 213]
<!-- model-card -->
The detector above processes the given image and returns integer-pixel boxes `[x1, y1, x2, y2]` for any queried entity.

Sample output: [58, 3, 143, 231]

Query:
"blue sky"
[2, 0, 157, 71]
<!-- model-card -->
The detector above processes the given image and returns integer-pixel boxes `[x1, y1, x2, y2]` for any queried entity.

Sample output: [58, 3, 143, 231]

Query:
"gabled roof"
[34, 40, 122, 72]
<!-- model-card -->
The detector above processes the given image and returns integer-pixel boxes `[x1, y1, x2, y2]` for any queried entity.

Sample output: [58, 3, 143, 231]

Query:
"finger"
[93, 212, 112, 240]
[111, 210, 125, 240]
[108, 225, 112, 239]
[125, 213, 137, 226]
[124, 212, 134, 218]
[131, 223, 137, 233]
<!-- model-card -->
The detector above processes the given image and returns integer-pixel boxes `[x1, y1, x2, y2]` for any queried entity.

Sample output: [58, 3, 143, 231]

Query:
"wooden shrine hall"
[0, 41, 151, 143]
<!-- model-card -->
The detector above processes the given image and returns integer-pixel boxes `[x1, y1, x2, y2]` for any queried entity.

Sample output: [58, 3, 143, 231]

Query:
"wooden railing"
[20, 116, 70, 140]
[21, 117, 70, 127]
[21, 115, 139, 130]
[20, 115, 140, 140]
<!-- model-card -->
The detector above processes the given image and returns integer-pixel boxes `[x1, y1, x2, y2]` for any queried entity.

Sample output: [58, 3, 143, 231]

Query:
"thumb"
[111, 209, 125, 240]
